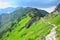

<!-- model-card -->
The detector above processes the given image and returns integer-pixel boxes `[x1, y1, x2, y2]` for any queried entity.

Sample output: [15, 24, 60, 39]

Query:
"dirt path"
[41, 18, 57, 40]
[46, 24, 57, 40]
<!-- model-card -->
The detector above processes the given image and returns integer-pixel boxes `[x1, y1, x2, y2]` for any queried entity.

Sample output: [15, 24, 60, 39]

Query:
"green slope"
[0, 3, 60, 40]
[0, 9, 60, 40]
[0, 14, 53, 40]
[0, 7, 35, 37]
[46, 4, 60, 40]
[0, 7, 48, 36]
[49, 4, 60, 40]
[45, 13, 60, 40]
[45, 3, 60, 39]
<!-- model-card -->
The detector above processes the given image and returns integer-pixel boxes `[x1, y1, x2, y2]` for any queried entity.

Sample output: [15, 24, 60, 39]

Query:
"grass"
[45, 13, 60, 40]
[0, 15, 53, 40]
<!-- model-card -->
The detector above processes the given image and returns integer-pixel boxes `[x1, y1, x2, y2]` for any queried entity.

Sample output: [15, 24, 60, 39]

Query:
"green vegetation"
[0, 7, 48, 37]
[0, 7, 34, 36]
[56, 25, 60, 40]
[46, 14, 60, 25]
[0, 4, 60, 40]
[0, 15, 53, 40]
[45, 13, 60, 40]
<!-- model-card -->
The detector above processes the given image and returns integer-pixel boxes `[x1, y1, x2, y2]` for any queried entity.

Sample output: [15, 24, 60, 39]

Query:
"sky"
[0, 0, 60, 12]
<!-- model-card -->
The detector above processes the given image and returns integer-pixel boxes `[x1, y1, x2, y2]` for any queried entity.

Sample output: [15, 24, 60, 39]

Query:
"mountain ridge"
[0, 3, 60, 40]
[0, 7, 49, 38]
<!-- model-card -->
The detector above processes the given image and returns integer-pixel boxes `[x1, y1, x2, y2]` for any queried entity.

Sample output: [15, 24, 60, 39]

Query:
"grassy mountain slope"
[0, 7, 52, 40]
[0, 7, 49, 38]
[0, 7, 34, 37]
[45, 4, 60, 40]
[0, 5, 60, 40]
[0, 15, 53, 40]
[46, 13, 60, 40]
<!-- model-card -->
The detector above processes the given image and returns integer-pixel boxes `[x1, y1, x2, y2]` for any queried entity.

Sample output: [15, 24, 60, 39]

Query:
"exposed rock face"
[55, 3, 60, 12]
[24, 16, 39, 28]
[52, 3, 60, 14]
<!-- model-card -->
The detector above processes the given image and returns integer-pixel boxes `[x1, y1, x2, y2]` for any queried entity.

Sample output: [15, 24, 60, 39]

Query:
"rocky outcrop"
[24, 16, 39, 28]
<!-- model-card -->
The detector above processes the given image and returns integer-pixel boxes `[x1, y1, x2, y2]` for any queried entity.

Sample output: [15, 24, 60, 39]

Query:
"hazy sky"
[0, 0, 60, 12]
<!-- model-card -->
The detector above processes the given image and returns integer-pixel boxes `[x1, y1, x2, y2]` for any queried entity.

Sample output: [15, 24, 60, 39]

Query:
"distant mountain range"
[0, 7, 17, 14]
